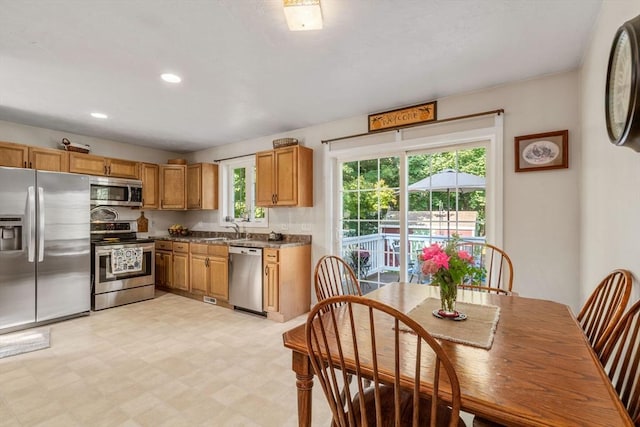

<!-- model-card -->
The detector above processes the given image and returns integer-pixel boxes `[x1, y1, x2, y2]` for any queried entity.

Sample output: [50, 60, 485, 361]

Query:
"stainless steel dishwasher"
[228, 246, 265, 315]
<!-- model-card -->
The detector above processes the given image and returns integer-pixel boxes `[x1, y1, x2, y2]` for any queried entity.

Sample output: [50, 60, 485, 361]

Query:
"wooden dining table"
[282, 282, 633, 426]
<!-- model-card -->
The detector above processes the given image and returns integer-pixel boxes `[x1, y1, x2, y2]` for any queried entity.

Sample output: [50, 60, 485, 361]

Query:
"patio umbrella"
[407, 168, 485, 236]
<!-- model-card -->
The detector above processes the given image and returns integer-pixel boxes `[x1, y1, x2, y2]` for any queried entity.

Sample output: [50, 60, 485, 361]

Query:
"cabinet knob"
[24, 161, 27, 168]
[265, 265, 268, 276]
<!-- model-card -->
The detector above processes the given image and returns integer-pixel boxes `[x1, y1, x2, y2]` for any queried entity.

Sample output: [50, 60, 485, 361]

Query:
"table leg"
[292, 350, 313, 427]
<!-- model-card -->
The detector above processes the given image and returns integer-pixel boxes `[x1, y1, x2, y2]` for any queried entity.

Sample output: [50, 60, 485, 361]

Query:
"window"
[219, 157, 268, 227]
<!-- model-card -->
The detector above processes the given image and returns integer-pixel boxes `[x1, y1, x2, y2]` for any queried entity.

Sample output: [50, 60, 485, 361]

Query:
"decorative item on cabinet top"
[60, 137, 90, 154]
[272, 138, 299, 149]
[167, 158, 187, 165]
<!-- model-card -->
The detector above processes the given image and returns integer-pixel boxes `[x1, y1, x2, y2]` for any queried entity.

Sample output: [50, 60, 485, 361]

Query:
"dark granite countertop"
[152, 233, 311, 249]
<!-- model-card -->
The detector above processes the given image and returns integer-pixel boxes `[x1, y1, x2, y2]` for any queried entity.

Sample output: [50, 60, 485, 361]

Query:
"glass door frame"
[325, 117, 504, 283]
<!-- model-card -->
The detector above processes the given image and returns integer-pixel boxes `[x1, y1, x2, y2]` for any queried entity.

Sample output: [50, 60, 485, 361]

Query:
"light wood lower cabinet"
[209, 247, 229, 300]
[172, 242, 190, 291]
[155, 241, 173, 288]
[189, 243, 229, 300]
[263, 245, 311, 322]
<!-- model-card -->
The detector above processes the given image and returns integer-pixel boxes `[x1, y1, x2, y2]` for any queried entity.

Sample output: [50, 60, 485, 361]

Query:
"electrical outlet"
[280, 223, 289, 231]
[301, 223, 311, 231]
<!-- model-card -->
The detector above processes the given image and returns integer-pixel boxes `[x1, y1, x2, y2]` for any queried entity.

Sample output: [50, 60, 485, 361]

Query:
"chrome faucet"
[226, 223, 240, 239]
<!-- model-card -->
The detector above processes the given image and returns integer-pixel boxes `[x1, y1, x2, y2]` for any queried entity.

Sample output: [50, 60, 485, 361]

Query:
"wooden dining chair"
[577, 269, 632, 355]
[598, 297, 640, 425]
[314, 255, 362, 305]
[306, 295, 466, 427]
[456, 241, 514, 294]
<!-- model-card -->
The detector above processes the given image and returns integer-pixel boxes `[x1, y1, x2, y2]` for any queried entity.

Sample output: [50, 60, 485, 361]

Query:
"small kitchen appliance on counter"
[91, 217, 155, 310]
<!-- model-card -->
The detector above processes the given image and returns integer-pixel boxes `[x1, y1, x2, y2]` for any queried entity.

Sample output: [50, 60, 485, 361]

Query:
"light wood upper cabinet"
[107, 158, 139, 179]
[29, 147, 69, 172]
[256, 145, 313, 207]
[69, 152, 139, 178]
[0, 142, 70, 172]
[159, 164, 186, 210]
[187, 163, 218, 210]
[69, 153, 108, 176]
[140, 163, 159, 209]
[209, 245, 229, 300]
[0, 141, 29, 168]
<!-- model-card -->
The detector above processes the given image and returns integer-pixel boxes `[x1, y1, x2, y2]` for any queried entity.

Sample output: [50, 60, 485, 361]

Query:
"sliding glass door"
[338, 146, 487, 293]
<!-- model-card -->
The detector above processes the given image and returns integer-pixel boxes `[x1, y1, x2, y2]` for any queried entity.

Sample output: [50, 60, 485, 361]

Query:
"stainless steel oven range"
[91, 220, 155, 310]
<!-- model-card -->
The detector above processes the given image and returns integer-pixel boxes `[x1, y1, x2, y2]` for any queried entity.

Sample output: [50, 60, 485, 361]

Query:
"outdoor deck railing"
[342, 233, 486, 277]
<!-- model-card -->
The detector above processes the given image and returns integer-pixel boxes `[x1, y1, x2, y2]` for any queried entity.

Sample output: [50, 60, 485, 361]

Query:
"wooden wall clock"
[605, 14, 640, 151]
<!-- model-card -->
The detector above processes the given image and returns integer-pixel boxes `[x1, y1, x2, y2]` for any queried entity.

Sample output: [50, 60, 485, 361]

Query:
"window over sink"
[219, 157, 268, 227]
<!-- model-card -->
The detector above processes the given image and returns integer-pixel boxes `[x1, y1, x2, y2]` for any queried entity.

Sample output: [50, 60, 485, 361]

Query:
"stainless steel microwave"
[90, 176, 143, 207]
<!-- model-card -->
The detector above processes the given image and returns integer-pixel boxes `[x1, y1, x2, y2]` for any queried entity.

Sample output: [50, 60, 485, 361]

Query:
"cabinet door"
[160, 165, 186, 210]
[274, 147, 297, 205]
[190, 253, 209, 294]
[255, 151, 275, 206]
[263, 249, 279, 312]
[0, 141, 28, 168]
[69, 153, 106, 176]
[209, 256, 229, 300]
[172, 252, 189, 290]
[107, 158, 139, 179]
[29, 147, 69, 172]
[186, 164, 202, 209]
[140, 163, 159, 209]
[156, 251, 172, 287]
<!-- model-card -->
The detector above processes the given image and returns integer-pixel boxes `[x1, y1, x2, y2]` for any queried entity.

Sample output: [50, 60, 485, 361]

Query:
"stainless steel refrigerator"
[0, 166, 90, 333]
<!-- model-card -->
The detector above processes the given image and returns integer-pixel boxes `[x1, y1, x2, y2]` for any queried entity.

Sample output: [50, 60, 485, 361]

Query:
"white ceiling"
[0, 0, 602, 153]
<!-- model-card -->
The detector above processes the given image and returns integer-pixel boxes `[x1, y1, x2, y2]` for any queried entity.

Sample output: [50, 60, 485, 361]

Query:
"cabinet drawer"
[209, 244, 228, 257]
[173, 242, 190, 253]
[264, 248, 279, 262]
[156, 240, 173, 250]
[190, 243, 209, 255]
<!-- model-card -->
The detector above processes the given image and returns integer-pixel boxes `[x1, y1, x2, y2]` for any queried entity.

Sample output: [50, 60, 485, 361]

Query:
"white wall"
[0, 119, 179, 164]
[580, 1, 640, 305]
[0, 119, 185, 236]
[190, 71, 582, 310]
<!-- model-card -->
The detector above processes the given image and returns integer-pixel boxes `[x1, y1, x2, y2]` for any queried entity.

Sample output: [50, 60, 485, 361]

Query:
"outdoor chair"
[456, 241, 514, 294]
[306, 295, 466, 427]
[577, 269, 632, 355]
[598, 297, 640, 425]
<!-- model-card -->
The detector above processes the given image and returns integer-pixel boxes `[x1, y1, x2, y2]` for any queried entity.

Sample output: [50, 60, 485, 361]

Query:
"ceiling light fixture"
[161, 73, 182, 83]
[283, 0, 323, 31]
[90, 112, 108, 119]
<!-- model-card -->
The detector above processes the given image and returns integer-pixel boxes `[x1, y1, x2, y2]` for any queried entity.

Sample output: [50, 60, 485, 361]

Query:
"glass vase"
[439, 281, 458, 316]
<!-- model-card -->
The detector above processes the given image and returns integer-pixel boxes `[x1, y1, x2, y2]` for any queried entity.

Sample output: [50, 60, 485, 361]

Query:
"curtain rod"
[214, 153, 256, 162]
[321, 108, 504, 144]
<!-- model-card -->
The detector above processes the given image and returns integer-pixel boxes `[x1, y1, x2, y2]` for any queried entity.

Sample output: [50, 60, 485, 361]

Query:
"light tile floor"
[0, 291, 333, 427]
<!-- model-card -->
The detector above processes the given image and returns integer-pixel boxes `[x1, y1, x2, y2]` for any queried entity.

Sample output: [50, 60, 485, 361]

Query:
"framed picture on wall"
[515, 130, 568, 172]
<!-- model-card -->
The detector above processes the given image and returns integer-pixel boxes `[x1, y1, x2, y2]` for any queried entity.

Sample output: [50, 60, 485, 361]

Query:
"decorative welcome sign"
[368, 101, 437, 132]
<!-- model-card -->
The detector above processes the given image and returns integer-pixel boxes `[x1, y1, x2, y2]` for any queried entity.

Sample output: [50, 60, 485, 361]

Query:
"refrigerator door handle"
[38, 186, 45, 262]
[28, 186, 36, 262]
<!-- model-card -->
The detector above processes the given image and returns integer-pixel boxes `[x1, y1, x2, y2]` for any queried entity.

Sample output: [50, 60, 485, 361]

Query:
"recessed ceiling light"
[161, 73, 182, 83]
[90, 112, 108, 119]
